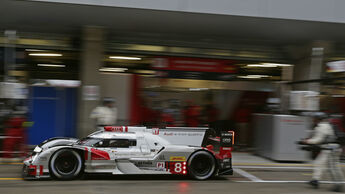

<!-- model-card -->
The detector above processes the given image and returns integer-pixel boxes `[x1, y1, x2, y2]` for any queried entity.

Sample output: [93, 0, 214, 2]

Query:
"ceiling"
[1, 0, 345, 47]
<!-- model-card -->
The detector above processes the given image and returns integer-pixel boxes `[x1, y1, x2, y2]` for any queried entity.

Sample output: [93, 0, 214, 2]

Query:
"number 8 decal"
[174, 162, 182, 173]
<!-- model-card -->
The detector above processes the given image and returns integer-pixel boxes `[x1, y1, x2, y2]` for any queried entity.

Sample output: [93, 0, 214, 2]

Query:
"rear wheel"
[188, 150, 216, 180]
[49, 149, 83, 180]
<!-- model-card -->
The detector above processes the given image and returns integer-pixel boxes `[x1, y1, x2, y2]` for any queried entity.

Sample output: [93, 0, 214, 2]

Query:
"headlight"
[33, 146, 42, 153]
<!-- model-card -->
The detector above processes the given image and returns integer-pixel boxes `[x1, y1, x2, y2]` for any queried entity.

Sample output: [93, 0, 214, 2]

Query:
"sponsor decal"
[163, 132, 203, 136]
[170, 156, 186, 161]
[152, 128, 159, 135]
[156, 162, 165, 169]
[136, 161, 153, 166]
[104, 126, 128, 132]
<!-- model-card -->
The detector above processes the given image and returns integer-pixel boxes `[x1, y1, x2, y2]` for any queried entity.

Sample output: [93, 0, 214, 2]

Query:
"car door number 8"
[174, 163, 182, 173]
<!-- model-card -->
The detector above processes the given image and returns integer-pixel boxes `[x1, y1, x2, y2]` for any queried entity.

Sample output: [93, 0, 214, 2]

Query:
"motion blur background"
[1, 0, 345, 162]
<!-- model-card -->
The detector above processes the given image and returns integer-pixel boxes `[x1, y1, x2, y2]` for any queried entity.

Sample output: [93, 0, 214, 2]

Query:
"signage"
[83, 85, 99, 101]
[290, 91, 319, 111]
[152, 57, 237, 81]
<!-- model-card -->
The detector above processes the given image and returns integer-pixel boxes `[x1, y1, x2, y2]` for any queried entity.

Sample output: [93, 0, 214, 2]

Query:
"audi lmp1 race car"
[23, 126, 234, 180]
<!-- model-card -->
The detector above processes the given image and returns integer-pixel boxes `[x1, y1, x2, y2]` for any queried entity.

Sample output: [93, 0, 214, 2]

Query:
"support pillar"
[77, 26, 105, 138]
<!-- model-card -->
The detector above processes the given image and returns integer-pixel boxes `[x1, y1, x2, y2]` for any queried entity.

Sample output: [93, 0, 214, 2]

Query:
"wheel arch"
[187, 149, 219, 174]
[48, 147, 85, 164]
[48, 147, 85, 179]
[188, 149, 218, 166]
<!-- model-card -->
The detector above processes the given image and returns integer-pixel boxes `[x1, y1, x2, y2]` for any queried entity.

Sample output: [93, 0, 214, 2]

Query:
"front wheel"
[188, 150, 217, 180]
[49, 149, 83, 180]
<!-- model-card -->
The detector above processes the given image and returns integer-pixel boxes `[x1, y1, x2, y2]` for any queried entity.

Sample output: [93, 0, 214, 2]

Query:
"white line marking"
[237, 180, 307, 183]
[236, 180, 345, 184]
[233, 168, 263, 182]
[235, 166, 313, 170]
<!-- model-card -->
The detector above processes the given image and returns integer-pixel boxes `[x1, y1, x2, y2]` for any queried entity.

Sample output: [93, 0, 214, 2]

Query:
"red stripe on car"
[91, 148, 110, 160]
[39, 165, 43, 176]
[84, 147, 88, 160]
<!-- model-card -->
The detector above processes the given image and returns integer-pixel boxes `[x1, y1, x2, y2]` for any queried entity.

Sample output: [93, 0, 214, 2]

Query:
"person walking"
[90, 97, 117, 128]
[301, 112, 344, 192]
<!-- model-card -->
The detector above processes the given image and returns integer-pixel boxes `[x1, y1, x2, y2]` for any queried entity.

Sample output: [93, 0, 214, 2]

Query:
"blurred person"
[161, 109, 175, 127]
[166, 99, 183, 126]
[2, 113, 27, 158]
[204, 102, 219, 128]
[234, 103, 252, 147]
[183, 101, 201, 127]
[300, 112, 344, 192]
[90, 97, 117, 128]
[139, 98, 159, 127]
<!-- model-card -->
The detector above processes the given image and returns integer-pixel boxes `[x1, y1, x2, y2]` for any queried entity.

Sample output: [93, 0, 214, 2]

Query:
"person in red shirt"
[2, 115, 27, 158]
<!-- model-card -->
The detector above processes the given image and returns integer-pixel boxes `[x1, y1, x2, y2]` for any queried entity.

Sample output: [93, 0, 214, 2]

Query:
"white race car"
[23, 126, 234, 180]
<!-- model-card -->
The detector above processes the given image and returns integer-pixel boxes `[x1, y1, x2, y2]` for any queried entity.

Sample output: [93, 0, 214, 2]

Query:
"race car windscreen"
[77, 137, 101, 146]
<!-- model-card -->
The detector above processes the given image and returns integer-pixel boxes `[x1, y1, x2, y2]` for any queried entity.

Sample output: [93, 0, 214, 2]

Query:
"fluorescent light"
[247, 64, 277, 68]
[247, 63, 292, 67]
[25, 49, 46, 52]
[46, 80, 81, 87]
[189, 88, 209, 91]
[332, 95, 345, 98]
[109, 56, 141, 60]
[99, 67, 128, 72]
[37, 64, 65, 67]
[262, 63, 292, 67]
[29, 53, 62, 57]
[237, 75, 271, 79]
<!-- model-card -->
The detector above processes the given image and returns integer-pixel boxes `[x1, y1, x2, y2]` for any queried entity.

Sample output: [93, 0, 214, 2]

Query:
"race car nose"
[23, 156, 33, 165]
[22, 164, 37, 178]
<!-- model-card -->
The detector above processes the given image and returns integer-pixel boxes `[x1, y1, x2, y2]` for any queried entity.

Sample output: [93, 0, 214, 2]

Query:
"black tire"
[49, 149, 83, 180]
[187, 150, 217, 180]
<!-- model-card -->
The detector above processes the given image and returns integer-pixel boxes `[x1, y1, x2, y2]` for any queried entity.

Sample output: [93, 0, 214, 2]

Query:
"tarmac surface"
[0, 153, 344, 194]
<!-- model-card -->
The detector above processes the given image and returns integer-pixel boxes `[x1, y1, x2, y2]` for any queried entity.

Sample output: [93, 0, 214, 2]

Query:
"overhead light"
[262, 63, 292, 67]
[99, 67, 128, 72]
[25, 49, 46, 52]
[189, 88, 209, 91]
[247, 64, 277, 68]
[37, 64, 65, 67]
[247, 63, 292, 67]
[237, 75, 271, 79]
[332, 95, 345, 98]
[109, 56, 141, 60]
[29, 53, 62, 57]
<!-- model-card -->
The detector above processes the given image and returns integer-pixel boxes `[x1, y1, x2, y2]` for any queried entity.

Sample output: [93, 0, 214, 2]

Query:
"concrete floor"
[0, 161, 343, 194]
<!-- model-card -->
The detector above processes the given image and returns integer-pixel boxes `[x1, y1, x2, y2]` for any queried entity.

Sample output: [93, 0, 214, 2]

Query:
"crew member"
[90, 97, 117, 128]
[301, 112, 344, 192]
[2, 115, 26, 158]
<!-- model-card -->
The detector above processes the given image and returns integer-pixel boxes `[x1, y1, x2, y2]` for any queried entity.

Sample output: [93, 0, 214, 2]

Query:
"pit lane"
[0, 163, 343, 194]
